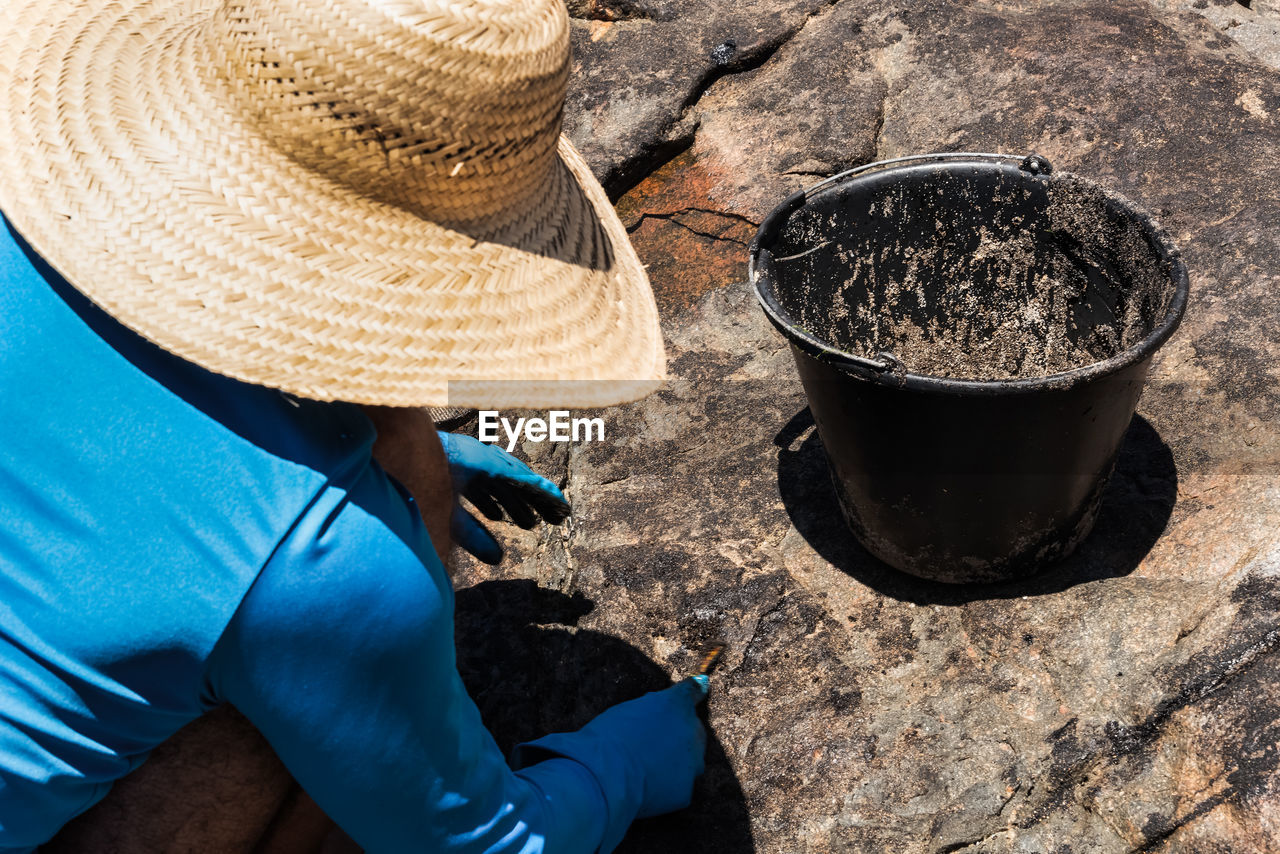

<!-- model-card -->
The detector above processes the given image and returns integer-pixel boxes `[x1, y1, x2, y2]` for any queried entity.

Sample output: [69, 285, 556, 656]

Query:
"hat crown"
[208, 0, 570, 227]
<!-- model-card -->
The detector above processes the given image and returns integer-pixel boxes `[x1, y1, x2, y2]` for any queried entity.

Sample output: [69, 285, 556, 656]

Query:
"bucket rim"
[748, 152, 1191, 396]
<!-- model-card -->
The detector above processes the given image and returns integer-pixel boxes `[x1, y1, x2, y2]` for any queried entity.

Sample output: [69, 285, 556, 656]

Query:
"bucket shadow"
[454, 580, 754, 853]
[775, 408, 1178, 605]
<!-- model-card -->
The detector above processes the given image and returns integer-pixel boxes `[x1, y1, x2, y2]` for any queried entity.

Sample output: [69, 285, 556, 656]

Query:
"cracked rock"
[562, 0, 836, 195]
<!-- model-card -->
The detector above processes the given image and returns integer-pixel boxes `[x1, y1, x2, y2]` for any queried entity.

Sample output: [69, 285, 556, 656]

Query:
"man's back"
[0, 221, 374, 850]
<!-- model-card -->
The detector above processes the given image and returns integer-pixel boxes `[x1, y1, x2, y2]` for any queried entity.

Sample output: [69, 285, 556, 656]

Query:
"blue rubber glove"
[438, 431, 571, 564]
[513, 677, 709, 851]
[587, 677, 709, 819]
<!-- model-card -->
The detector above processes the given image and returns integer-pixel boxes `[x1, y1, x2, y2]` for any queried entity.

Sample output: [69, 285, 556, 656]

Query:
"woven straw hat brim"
[0, 0, 665, 409]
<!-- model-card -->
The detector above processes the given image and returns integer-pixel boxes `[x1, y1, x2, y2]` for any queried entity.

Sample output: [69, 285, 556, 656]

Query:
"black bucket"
[751, 153, 1189, 583]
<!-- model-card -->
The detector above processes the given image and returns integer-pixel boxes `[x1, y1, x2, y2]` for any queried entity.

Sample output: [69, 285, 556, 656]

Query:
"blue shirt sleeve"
[202, 461, 638, 854]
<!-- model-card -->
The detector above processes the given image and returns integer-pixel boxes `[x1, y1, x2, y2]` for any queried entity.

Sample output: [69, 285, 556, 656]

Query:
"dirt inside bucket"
[779, 172, 1171, 381]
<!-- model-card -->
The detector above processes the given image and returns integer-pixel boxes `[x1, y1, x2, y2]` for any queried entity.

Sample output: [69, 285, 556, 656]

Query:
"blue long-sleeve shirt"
[0, 219, 637, 852]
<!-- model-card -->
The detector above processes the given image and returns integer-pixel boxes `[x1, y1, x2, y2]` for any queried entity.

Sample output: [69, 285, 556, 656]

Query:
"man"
[0, 0, 707, 851]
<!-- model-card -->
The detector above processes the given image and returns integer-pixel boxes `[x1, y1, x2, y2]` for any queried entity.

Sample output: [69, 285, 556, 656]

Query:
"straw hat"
[0, 0, 665, 408]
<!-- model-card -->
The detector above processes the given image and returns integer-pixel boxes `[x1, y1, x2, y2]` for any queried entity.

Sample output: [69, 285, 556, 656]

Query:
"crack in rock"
[934, 832, 1001, 854]
[625, 207, 759, 245]
[728, 588, 792, 679]
[602, 123, 698, 202]
[589, 0, 844, 200]
[677, 0, 843, 118]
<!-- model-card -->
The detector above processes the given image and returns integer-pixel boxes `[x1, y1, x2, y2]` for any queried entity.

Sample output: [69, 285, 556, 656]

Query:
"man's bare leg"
[45, 411, 452, 852]
[363, 405, 453, 566]
[43, 705, 297, 853]
[255, 783, 359, 854]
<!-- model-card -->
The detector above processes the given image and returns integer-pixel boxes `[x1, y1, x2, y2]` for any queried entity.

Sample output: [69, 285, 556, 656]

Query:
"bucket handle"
[799, 151, 1053, 201]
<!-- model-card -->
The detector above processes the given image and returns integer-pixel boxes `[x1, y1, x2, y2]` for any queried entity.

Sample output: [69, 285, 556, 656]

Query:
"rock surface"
[454, 1, 1280, 852]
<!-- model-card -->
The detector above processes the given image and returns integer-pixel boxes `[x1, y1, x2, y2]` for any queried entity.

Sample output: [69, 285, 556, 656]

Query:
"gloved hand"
[438, 431, 571, 565]
[599, 676, 709, 818]
[511, 678, 709, 851]
[531, 677, 708, 818]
